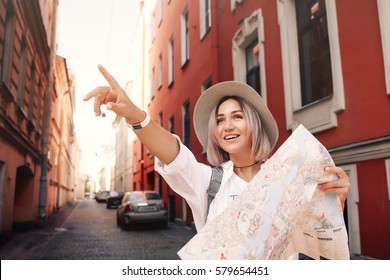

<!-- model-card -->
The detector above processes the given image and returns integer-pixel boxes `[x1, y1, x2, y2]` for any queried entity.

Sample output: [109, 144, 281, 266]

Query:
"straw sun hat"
[193, 81, 279, 150]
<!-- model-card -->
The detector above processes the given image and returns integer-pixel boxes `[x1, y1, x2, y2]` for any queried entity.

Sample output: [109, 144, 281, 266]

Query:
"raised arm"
[83, 65, 179, 165]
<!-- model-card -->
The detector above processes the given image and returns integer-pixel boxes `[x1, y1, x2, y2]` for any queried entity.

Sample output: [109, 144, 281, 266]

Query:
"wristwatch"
[126, 110, 151, 130]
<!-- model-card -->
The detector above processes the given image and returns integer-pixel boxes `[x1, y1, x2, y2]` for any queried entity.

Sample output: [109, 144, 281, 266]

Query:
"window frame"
[17, 32, 28, 109]
[157, 0, 163, 27]
[181, 6, 190, 67]
[232, 9, 268, 104]
[277, 0, 345, 133]
[1, 1, 16, 86]
[151, 67, 156, 98]
[158, 52, 163, 89]
[295, 0, 333, 106]
[230, 0, 243, 11]
[169, 115, 175, 134]
[200, 0, 211, 39]
[201, 77, 212, 153]
[340, 164, 361, 256]
[182, 100, 191, 149]
[377, 0, 390, 95]
[386, 159, 390, 201]
[168, 36, 174, 87]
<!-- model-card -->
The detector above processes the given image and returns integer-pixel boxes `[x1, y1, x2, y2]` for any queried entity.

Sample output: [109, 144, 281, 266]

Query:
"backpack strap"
[206, 166, 224, 220]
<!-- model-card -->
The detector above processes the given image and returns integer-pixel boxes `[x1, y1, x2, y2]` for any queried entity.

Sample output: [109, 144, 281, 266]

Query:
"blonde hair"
[206, 96, 272, 166]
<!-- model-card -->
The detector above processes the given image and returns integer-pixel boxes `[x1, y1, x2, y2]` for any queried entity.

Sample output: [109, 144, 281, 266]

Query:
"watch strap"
[126, 110, 151, 130]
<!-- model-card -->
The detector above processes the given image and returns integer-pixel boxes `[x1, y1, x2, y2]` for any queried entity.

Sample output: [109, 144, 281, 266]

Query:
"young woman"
[83, 64, 351, 234]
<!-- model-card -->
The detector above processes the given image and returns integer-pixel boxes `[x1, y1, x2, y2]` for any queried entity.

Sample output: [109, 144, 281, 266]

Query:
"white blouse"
[154, 137, 258, 232]
[155, 137, 299, 260]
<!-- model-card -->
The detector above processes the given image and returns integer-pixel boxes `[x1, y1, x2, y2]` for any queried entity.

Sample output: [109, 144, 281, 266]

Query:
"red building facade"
[0, 0, 78, 244]
[134, 0, 390, 259]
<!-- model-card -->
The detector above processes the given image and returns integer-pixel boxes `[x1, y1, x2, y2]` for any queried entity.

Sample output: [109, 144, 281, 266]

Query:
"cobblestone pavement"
[0, 199, 375, 261]
[0, 199, 196, 260]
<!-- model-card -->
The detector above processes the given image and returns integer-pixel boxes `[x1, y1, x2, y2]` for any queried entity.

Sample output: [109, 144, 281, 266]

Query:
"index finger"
[82, 86, 109, 101]
[325, 166, 347, 179]
[98, 64, 120, 90]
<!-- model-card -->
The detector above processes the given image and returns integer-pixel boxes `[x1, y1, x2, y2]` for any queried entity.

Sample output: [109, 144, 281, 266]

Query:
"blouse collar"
[220, 161, 235, 186]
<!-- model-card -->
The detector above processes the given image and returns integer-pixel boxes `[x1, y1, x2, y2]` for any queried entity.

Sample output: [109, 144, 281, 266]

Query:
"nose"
[223, 118, 234, 130]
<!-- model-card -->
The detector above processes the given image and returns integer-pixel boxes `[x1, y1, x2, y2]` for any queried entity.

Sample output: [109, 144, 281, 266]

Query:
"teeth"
[225, 135, 238, 140]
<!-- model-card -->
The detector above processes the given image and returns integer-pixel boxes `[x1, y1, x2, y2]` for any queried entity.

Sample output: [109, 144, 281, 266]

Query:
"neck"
[233, 161, 261, 183]
[233, 161, 259, 169]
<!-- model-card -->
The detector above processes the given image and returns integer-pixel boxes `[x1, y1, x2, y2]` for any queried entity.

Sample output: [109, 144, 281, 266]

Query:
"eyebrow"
[217, 109, 243, 117]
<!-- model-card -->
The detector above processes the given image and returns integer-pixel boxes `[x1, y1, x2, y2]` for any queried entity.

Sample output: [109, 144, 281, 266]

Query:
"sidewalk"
[34, 201, 79, 230]
[0, 201, 78, 259]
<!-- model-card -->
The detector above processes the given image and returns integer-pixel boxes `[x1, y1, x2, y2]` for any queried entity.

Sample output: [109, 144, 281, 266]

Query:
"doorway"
[13, 165, 34, 231]
[341, 164, 361, 256]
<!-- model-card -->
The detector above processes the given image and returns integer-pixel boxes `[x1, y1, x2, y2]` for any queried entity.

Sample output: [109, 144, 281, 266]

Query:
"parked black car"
[106, 191, 124, 209]
[116, 191, 168, 229]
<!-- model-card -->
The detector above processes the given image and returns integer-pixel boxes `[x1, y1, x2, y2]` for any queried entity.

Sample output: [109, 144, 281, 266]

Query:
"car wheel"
[161, 220, 168, 229]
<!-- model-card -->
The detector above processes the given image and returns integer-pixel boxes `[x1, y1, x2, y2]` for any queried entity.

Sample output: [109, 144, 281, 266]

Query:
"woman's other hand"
[319, 166, 351, 209]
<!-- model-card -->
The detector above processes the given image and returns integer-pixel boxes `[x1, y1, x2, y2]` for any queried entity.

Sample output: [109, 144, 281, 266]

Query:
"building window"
[138, 139, 142, 161]
[246, 39, 261, 94]
[17, 33, 28, 108]
[378, 0, 390, 95]
[230, 0, 243, 11]
[339, 164, 361, 256]
[28, 61, 36, 123]
[36, 81, 44, 133]
[1, 1, 16, 85]
[200, 0, 211, 39]
[277, 0, 344, 133]
[181, 6, 190, 67]
[202, 76, 212, 92]
[296, 0, 333, 106]
[182, 101, 190, 148]
[168, 36, 174, 86]
[201, 77, 212, 153]
[232, 9, 268, 103]
[156, 112, 163, 153]
[151, 12, 156, 43]
[158, 53, 163, 89]
[158, 111, 163, 126]
[386, 159, 390, 201]
[151, 67, 155, 98]
[157, 0, 163, 27]
[169, 115, 175, 134]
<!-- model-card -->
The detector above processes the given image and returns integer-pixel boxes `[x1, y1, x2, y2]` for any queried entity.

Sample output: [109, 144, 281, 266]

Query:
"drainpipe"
[39, 1, 58, 219]
[212, 0, 220, 83]
[140, 0, 145, 191]
[56, 90, 70, 210]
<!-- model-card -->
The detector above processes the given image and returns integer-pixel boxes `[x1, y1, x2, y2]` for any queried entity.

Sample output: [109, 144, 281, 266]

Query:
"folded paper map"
[178, 125, 349, 260]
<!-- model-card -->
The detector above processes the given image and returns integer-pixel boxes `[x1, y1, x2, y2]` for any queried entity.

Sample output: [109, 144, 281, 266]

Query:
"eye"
[216, 118, 224, 125]
[233, 114, 243, 120]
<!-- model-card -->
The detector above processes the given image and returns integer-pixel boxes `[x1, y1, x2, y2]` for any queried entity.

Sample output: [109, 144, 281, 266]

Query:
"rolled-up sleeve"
[155, 137, 212, 231]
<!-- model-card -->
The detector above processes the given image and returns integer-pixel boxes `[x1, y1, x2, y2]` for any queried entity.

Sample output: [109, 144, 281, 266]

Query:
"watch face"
[132, 124, 143, 130]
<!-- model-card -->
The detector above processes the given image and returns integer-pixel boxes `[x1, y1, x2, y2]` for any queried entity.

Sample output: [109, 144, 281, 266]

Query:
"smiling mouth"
[224, 135, 239, 140]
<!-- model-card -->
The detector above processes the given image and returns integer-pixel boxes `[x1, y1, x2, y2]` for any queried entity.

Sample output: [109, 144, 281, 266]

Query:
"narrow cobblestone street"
[0, 200, 196, 260]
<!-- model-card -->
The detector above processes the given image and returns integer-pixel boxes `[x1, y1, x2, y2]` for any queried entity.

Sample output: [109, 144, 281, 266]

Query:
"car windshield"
[145, 192, 161, 200]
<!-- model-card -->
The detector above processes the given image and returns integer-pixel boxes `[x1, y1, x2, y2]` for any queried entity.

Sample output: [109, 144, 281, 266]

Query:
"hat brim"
[193, 81, 279, 151]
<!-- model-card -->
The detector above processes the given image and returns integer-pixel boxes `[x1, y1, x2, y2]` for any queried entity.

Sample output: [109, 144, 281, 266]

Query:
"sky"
[56, 0, 140, 175]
